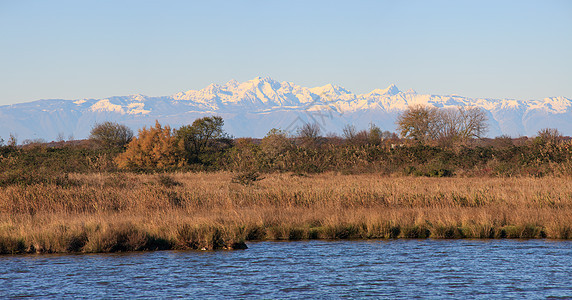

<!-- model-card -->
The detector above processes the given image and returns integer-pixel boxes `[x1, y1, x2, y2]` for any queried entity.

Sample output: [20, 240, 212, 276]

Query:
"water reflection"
[0, 240, 570, 299]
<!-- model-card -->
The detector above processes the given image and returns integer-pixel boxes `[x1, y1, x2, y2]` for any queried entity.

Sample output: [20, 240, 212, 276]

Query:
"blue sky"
[0, 0, 571, 105]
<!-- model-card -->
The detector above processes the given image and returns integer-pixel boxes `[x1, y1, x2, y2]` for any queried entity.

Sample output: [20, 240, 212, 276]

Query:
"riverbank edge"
[1, 222, 569, 255]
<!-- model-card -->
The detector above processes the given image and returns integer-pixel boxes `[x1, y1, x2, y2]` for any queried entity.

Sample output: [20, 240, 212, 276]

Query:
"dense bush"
[175, 116, 232, 165]
[0, 142, 118, 187]
[89, 121, 134, 149]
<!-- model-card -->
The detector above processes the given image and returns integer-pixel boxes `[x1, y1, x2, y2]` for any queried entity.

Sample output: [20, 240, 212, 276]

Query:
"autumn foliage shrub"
[115, 121, 184, 170]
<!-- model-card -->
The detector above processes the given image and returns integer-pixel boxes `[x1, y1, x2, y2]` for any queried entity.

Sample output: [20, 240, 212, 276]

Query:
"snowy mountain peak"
[204, 83, 221, 91]
[1, 76, 571, 141]
[309, 84, 352, 98]
[225, 79, 239, 89]
[249, 76, 277, 84]
[241, 76, 282, 91]
[368, 84, 401, 96]
[383, 84, 400, 95]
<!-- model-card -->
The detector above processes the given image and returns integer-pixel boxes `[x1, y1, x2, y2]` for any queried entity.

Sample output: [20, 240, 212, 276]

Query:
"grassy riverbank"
[1, 172, 571, 254]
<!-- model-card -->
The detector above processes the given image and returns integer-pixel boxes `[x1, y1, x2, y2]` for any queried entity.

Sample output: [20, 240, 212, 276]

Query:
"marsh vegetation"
[1, 111, 571, 254]
[1, 173, 571, 254]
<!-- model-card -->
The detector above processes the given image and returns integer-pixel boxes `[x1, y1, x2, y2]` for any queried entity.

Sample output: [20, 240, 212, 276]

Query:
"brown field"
[1, 172, 571, 254]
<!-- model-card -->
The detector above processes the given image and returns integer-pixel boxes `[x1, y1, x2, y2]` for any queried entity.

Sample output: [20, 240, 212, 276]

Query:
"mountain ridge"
[1, 77, 570, 142]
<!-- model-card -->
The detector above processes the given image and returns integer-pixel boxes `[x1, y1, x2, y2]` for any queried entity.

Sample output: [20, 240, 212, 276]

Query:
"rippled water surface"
[0, 240, 570, 299]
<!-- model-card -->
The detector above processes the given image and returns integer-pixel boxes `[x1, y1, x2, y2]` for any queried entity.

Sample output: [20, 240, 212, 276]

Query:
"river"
[0, 240, 570, 299]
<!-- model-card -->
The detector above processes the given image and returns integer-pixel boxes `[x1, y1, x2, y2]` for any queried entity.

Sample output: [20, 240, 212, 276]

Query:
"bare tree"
[396, 105, 440, 142]
[56, 132, 65, 143]
[438, 106, 488, 142]
[297, 122, 322, 147]
[536, 128, 563, 144]
[342, 124, 366, 145]
[297, 123, 321, 139]
[8, 134, 17, 147]
[342, 124, 357, 140]
[454, 106, 488, 140]
[397, 105, 488, 145]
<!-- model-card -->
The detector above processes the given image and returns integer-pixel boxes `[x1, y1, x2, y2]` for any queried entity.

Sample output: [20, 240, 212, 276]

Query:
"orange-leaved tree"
[115, 121, 184, 170]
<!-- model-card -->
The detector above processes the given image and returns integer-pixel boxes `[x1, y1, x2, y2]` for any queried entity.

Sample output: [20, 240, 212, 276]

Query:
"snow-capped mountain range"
[1, 76, 570, 142]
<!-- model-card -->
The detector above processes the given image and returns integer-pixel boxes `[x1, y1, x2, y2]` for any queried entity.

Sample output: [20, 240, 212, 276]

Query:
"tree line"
[1, 104, 570, 183]
[82, 105, 568, 174]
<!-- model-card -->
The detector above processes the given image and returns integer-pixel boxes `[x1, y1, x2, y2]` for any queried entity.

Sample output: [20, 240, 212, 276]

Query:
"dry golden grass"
[1, 172, 571, 254]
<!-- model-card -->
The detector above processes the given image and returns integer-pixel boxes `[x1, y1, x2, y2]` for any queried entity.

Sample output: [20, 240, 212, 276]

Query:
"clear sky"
[0, 0, 571, 106]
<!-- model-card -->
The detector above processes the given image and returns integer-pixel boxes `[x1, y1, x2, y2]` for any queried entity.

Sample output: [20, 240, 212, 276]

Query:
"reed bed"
[1, 172, 571, 254]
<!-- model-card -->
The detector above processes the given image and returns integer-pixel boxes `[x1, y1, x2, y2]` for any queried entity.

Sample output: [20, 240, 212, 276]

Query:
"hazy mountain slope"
[1, 77, 570, 142]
